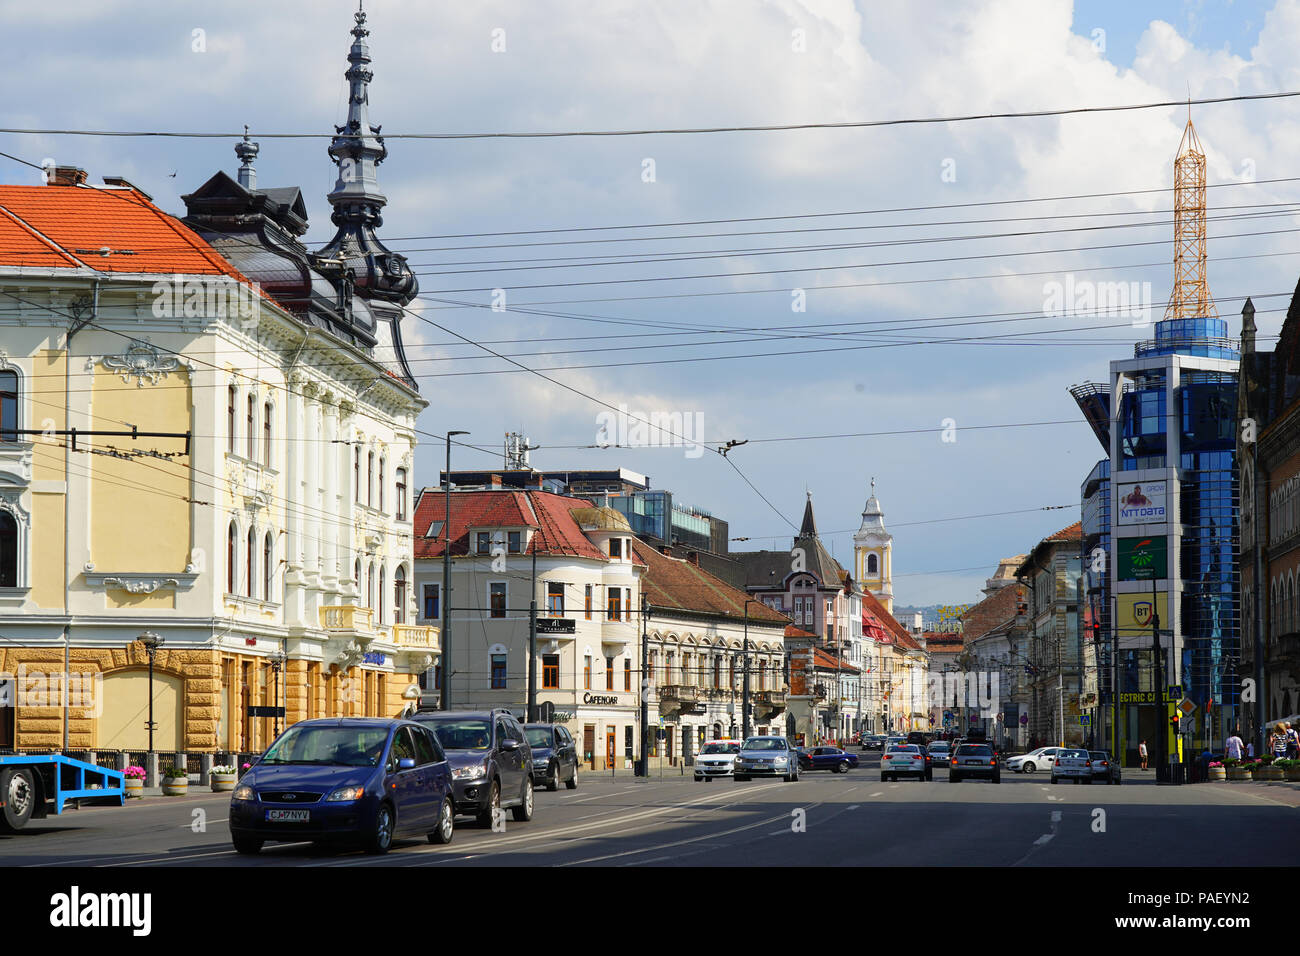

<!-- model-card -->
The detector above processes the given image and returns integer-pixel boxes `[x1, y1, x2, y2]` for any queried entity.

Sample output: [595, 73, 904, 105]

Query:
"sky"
[2, 0, 1294, 607]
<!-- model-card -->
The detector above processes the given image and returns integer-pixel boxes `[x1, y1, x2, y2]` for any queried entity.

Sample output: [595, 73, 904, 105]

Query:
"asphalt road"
[4, 757, 1298, 867]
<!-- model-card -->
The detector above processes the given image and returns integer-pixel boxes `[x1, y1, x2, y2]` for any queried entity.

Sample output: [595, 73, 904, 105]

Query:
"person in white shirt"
[1225, 732, 1243, 761]
[1139, 739, 1148, 770]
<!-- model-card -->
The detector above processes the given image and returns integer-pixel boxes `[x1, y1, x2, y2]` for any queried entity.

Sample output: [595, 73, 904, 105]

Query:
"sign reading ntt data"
[1117, 481, 1167, 525]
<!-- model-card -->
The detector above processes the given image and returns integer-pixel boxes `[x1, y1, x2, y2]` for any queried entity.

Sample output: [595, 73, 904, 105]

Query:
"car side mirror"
[398, 757, 416, 770]
[501, 739, 519, 751]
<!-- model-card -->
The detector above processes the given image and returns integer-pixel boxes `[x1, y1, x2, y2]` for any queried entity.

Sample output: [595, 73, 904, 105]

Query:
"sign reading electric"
[1117, 481, 1167, 525]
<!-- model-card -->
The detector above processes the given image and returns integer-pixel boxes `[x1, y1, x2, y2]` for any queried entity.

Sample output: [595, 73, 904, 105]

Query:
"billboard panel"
[1117, 536, 1168, 581]
[1117, 480, 1167, 526]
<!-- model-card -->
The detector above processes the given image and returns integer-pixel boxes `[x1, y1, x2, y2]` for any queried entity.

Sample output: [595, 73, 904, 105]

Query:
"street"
[5, 757, 1297, 868]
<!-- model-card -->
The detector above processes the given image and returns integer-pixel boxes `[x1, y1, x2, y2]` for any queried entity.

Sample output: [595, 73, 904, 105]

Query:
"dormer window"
[609, 538, 622, 559]
[508, 531, 522, 553]
[476, 532, 490, 554]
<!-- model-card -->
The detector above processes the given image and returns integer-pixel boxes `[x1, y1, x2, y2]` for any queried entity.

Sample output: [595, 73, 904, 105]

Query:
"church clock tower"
[854, 479, 894, 613]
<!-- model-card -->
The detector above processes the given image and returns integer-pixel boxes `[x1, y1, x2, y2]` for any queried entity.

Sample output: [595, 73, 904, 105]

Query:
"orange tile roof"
[0, 184, 248, 280]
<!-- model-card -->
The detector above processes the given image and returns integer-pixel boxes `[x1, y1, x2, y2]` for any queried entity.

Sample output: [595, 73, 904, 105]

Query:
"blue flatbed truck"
[0, 754, 126, 831]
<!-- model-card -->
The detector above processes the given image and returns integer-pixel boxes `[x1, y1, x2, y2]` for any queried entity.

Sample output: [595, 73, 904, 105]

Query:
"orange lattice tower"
[1163, 109, 1218, 321]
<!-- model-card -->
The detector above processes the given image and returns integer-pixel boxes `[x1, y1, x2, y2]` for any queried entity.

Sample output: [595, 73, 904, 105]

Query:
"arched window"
[378, 566, 386, 624]
[367, 562, 375, 610]
[713, 656, 721, 689]
[263, 532, 273, 602]
[354, 556, 361, 591]
[354, 447, 361, 503]
[227, 386, 237, 455]
[648, 650, 657, 687]
[246, 528, 256, 597]
[367, 451, 375, 507]
[394, 566, 406, 624]
[867, 553, 878, 576]
[263, 403, 272, 468]
[666, 650, 675, 684]
[0, 370, 18, 443]
[395, 468, 407, 520]
[246, 396, 256, 461]
[227, 522, 238, 594]
[0, 511, 18, 586]
[378, 457, 386, 513]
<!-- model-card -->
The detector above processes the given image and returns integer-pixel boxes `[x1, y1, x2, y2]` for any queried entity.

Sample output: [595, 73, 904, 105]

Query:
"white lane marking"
[1051, 810, 1062, 822]
[1033, 834, 1055, 846]
[847, 805, 860, 811]
[178, 818, 228, 828]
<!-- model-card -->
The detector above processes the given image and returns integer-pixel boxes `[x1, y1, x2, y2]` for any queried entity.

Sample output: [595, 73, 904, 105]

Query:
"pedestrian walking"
[1271, 723, 1289, 760]
[1247, 739, 1255, 758]
[1139, 739, 1148, 770]
[1225, 730, 1244, 762]
[1286, 722, 1299, 759]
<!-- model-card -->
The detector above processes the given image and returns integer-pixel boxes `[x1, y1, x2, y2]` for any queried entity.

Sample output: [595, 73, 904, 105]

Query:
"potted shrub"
[211, 764, 238, 792]
[161, 765, 189, 796]
[1225, 758, 1252, 782]
[123, 765, 146, 797]
[1275, 758, 1300, 782]
[1207, 760, 1226, 782]
[1257, 755, 1284, 782]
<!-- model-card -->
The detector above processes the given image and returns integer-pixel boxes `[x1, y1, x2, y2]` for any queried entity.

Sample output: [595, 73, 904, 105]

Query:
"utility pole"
[1152, 569, 1166, 780]
[639, 594, 649, 777]
[527, 540, 538, 722]
[1252, 435, 1266, 760]
[441, 431, 468, 710]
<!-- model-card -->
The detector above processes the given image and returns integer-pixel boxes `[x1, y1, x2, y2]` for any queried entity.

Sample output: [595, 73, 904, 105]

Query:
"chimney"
[659, 545, 672, 557]
[488, 474, 502, 489]
[46, 165, 88, 187]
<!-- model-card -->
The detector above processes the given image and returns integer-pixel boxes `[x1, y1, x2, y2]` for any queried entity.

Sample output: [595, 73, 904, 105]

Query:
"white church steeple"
[854, 478, 894, 613]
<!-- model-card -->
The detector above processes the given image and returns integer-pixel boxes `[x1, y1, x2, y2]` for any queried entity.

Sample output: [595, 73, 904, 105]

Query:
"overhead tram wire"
[5, 86, 1300, 141]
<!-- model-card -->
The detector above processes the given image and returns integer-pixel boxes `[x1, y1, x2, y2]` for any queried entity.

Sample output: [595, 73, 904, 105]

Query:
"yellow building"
[0, 9, 435, 755]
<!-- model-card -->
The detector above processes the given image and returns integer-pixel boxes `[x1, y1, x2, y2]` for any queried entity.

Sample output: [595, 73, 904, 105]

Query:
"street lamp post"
[138, 632, 164, 754]
[441, 430, 469, 711]
[269, 648, 287, 738]
[742, 599, 761, 741]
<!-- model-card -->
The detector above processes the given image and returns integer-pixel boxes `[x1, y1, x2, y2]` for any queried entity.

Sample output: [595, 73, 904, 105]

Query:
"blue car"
[797, 746, 860, 773]
[228, 717, 456, 855]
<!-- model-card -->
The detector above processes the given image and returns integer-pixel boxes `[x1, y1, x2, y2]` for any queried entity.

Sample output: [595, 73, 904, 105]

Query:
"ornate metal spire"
[317, 3, 416, 306]
[234, 125, 259, 190]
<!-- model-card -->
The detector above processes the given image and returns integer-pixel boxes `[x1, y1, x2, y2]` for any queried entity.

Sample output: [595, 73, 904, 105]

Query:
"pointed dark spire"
[799, 491, 818, 538]
[234, 125, 259, 190]
[1242, 296, 1256, 355]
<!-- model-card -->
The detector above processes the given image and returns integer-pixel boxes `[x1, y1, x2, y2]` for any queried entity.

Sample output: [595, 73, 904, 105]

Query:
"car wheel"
[512, 778, 534, 822]
[1023, 762, 1036, 773]
[0, 768, 36, 832]
[428, 797, 455, 845]
[1051, 777, 1059, 785]
[231, 834, 263, 855]
[694, 774, 703, 782]
[365, 803, 394, 854]
[950, 773, 961, 783]
[993, 773, 1001, 784]
[735, 774, 748, 781]
[566, 766, 578, 790]
[476, 779, 500, 829]
[925, 771, 933, 782]
[547, 762, 560, 792]
[837, 761, 849, 774]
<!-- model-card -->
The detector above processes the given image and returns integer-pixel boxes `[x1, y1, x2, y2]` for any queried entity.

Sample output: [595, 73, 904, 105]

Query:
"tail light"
[989, 759, 996, 766]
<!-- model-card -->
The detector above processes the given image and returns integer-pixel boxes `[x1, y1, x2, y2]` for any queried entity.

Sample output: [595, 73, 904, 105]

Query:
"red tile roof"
[959, 583, 1022, 643]
[812, 645, 860, 674]
[785, 625, 818, 640]
[412, 488, 643, 563]
[861, 590, 921, 650]
[0, 183, 248, 279]
[631, 539, 788, 627]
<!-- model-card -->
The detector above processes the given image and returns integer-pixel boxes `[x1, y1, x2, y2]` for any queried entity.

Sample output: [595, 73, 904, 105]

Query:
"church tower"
[854, 479, 894, 613]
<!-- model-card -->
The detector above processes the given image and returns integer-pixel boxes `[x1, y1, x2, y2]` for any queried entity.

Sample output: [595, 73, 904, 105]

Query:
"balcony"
[658, 684, 704, 716]
[320, 605, 374, 632]
[392, 624, 440, 652]
[754, 690, 788, 719]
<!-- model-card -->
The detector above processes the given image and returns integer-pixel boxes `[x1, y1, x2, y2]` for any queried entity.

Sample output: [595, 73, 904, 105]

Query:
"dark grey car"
[525, 723, 579, 791]
[414, 710, 534, 828]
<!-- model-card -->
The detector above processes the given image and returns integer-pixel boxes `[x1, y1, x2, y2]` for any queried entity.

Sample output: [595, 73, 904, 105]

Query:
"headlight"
[325, 785, 366, 802]
[452, 764, 487, 781]
[232, 785, 256, 802]
[775, 756, 788, 765]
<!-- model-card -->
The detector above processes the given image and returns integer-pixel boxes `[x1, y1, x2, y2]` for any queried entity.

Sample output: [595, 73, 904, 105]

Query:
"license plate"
[266, 809, 310, 822]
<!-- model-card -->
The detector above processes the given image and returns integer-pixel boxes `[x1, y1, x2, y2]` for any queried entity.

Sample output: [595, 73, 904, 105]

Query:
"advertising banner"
[1117, 535, 1168, 581]
[1117, 481, 1167, 525]
[1115, 591, 1171, 648]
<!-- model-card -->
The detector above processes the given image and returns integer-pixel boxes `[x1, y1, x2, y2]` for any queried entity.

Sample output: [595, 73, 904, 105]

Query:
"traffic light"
[1170, 713, 1181, 736]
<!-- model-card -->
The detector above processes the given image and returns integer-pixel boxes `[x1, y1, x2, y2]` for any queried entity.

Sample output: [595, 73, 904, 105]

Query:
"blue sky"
[3, 0, 1296, 606]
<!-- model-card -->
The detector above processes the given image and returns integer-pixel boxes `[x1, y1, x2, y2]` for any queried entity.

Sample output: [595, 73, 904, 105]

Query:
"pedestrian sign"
[1079, 715, 1091, 726]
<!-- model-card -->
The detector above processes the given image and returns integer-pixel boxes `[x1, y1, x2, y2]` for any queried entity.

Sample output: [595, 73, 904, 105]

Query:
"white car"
[1006, 747, 1062, 774]
[694, 740, 743, 781]
[1050, 748, 1093, 784]
[881, 744, 931, 782]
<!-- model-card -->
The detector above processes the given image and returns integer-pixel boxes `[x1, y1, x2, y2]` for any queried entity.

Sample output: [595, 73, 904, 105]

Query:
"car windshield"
[422, 718, 492, 750]
[888, 745, 919, 754]
[1060, 749, 1089, 758]
[260, 725, 389, 767]
[525, 728, 553, 748]
[1089, 752, 1109, 760]
[742, 738, 787, 751]
[957, 745, 992, 756]
[702, 743, 741, 755]
[929, 742, 949, 751]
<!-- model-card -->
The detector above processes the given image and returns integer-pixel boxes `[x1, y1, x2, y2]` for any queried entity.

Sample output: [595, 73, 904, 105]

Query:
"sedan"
[949, 743, 1000, 783]
[1050, 749, 1093, 784]
[1005, 747, 1062, 774]
[797, 746, 859, 773]
[927, 742, 952, 767]
[734, 736, 800, 782]
[1088, 751, 1121, 785]
[881, 744, 930, 782]
[229, 718, 456, 855]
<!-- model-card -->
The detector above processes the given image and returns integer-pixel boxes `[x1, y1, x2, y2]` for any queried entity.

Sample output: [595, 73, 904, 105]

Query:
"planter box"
[124, 778, 145, 798]
[1226, 768, 1253, 781]
[1286, 768, 1300, 782]
[162, 777, 189, 796]
[1256, 766, 1284, 782]
[211, 773, 237, 793]
[1207, 767, 1227, 781]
